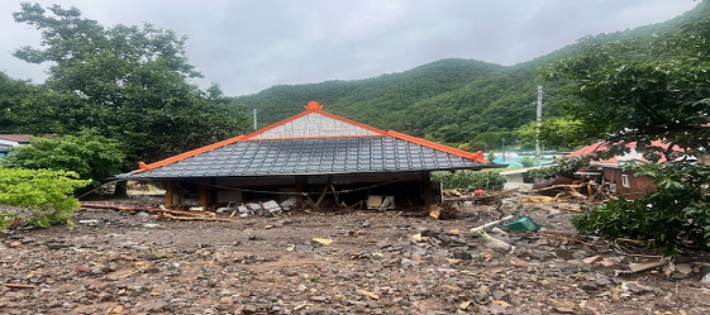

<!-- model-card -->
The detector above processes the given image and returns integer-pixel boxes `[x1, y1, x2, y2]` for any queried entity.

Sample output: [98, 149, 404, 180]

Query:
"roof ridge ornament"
[305, 101, 324, 111]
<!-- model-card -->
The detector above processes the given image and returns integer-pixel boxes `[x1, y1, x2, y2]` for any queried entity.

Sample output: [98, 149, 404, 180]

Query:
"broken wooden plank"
[429, 204, 441, 220]
[314, 175, 334, 210]
[3, 283, 37, 289]
[443, 188, 518, 202]
[628, 261, 666, 273]
[161, 213, 240, 223]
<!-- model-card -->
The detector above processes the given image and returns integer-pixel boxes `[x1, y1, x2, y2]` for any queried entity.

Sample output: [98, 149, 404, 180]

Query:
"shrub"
[0, 167, 90, 228]
[432, 170, 506, 190]
[572, 161, 710, 260]
[0, 129, 125, 192]
[529, 156, 593, 179]
[519, 156, 534, 167]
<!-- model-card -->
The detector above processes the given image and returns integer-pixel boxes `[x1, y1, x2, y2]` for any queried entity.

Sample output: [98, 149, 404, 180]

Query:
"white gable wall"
[252, 112, 380, 139]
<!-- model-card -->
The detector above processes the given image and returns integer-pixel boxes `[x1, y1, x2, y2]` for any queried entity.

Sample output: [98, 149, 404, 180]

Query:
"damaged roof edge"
[114, 166, 488, 181]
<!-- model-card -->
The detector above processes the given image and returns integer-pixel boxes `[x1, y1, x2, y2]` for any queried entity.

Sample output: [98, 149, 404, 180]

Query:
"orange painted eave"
[132, 135, 247, 173]
[386, 131, 488, 163]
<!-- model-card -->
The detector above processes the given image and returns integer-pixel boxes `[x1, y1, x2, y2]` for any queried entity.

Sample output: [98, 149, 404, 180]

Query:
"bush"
[529, 156, 593, 179]
[572, 161, 710, 260]
[0, 167, 90, 229]
[0, 129, 125, 192]
[519, 156, 534, 167]
[432, 170, 506, 190]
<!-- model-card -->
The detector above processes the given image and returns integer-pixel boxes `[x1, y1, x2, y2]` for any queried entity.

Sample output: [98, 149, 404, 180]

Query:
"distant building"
[0, 134, 34, 157]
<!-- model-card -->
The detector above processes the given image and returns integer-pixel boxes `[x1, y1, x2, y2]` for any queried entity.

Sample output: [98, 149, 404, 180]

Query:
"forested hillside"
[233, 5, 695, 152]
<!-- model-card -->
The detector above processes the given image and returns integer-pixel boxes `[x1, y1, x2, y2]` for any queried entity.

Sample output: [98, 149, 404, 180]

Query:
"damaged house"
[566, 141, 678, 200]
[118, 101, 488, 210]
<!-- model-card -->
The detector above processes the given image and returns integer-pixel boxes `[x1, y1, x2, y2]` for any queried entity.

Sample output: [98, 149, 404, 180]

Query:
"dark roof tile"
[121, 136, 485, 179]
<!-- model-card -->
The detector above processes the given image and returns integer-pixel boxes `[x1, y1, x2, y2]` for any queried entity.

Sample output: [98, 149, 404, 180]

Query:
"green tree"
[515, 117, 583, 149]
[0, 167, 90, 228]
[9, 4, 250, 165]
[0, 72, 38, 133]
[1, 129, 125, 191]
[544, 0, 710, 258]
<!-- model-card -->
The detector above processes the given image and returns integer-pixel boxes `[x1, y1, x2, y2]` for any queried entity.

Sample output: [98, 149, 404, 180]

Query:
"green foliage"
[529, 156, 593, 179]
[546, 1, 710, 260]
[514, 117, 584, 149]
[1, 129, 125, 190]
[0, 71, 38, 133]
[486, 151, 496, 162]
[519, 156, 534, 168]
[0, 167, 90, 228]
[8, 4, 250, 165]
[432, 170, 506, 190]
[543, 2, 710, 154]
[573, 161, 710, 259]
[0, 213, 17, 231]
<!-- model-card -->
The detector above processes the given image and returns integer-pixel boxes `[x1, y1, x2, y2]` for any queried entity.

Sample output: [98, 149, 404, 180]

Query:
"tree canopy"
[7, 3, 250, 165]
[543, 1, 710, 160]
[542, 0, 710, 258]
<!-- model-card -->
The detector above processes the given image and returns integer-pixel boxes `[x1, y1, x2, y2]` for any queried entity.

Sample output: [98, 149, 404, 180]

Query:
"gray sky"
[0, 0, 698, 96]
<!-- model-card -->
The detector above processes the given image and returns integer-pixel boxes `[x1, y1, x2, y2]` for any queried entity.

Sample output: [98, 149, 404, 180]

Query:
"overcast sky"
[0, 0, 699, 96]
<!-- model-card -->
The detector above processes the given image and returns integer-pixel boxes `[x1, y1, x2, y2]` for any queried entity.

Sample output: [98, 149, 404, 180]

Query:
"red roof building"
[566, 141, 677, 200]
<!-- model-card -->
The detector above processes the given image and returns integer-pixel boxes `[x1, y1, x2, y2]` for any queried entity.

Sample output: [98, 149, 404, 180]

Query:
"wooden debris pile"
[80, 203, 241, 223]
[442, 189, 518, 204]
[533, 180, 613, 202]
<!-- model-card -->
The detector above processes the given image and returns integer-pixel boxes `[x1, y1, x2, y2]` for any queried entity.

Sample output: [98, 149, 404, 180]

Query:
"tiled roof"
[121, 101, 488, 179]
[0, 134, 53, 143]
[121, 136, 485, 179]
[0, 134, 33, 143]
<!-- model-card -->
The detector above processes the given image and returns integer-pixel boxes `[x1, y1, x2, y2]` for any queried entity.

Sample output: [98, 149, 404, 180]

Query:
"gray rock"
[580, 281, 598, 291]
[554, 249, 574, 260]
[595, 276, 612, 287]
[453, 252, 473, 260]
[242, 305, 258, 315]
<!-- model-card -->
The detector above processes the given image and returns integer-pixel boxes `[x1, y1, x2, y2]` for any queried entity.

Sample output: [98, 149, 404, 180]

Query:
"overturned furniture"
[117, 101, 488, 211]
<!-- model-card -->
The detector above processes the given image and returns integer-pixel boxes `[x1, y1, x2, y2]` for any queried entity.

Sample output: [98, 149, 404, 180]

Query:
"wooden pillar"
[209, 179, 218, 206]
[421, 171, 432, 207]
[295, 176, 307, 208]
[198, 182, 208, 207]
[164, 181, 174, 206]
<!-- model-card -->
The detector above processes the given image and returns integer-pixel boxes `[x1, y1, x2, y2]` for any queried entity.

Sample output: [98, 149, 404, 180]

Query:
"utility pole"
[253, 108, 258, 130]
[535, 85, 543, 166]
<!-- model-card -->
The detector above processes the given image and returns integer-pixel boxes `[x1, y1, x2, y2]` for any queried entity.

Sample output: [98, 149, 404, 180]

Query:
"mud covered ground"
[1, 199, 709, 315]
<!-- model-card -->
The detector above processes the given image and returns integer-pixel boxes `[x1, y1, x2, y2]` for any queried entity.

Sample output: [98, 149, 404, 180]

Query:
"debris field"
[1, 197, 709, 315]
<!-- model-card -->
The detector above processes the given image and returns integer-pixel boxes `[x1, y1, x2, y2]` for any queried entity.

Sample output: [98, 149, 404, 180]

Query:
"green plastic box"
[503, 216, 540, 232]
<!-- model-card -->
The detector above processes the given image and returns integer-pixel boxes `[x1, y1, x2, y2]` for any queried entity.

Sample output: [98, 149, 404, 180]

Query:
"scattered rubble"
[1, 193, 709, 315]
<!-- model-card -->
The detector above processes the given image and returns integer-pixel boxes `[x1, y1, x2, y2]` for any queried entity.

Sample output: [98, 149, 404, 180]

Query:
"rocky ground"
[1, 198, 709, 315]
